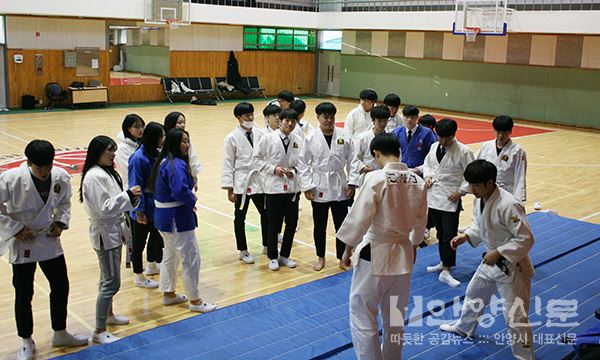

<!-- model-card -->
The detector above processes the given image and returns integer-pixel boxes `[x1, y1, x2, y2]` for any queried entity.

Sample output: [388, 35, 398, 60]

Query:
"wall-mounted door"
[318, 50, 340, 97]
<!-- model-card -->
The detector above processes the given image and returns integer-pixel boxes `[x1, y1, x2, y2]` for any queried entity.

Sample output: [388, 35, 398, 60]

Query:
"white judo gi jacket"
[188, 141, 203, 179]
[386, 114, 402, 133]
[464, 187, 535, 279]
[0, 163, 71, 264]
[298, 128, 360, 202]
[476, 139, 527, 202]
[115, 136, 138, 186]
[82, 166, 136, 251]
[354, 129, 379, 175]
[292, 119, 315, 141]
[423, 139, 474, 212]
[344, 105, 371, 137]
[252, 130, 302, 194]
[337, 162, 428, 275]
[221, 126, 266, 195]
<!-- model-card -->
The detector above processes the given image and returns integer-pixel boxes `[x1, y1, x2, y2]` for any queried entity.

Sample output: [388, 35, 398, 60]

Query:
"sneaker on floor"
[439, 270, 461, 288]
[92, 331, 119, 344]
[440, 323, 470, 338]
[268, 259, 280, 271]
[424, 228, 430, 239]
[51, 331, 88, 347]
[426, 262, 444, 273]
[189, 302, 217, 313]
[278, 256, 296, 268]
[262, 246, 268, 255]
[134, 278, 159, 289]
[17, 340, 35, 360]
[106, 314, 129, 325]
[162, 293, 188, 306]
[533, 201, 542, 210]
[277, 233, 283, 243]
[239, 251, 255, 264]
[143, 263, 160, 276]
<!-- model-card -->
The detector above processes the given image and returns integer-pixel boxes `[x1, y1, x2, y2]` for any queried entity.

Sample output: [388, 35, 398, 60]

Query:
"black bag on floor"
[22, 95, 36, 110]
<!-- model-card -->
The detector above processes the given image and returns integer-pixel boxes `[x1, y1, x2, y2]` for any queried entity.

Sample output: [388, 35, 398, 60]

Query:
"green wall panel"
[340, 54, 600, 128]
[124, 46, 170, 77]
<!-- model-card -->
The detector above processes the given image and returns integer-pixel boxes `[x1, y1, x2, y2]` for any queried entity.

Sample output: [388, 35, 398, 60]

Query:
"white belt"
[154, 200, 184, 208]
[89, 215, 125, 226]
[239, 169, 260, 209]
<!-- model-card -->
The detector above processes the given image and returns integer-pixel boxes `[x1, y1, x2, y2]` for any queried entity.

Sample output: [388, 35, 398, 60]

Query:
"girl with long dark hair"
[163, 112, 202, 182]
[127, 122, 165, 289]
[79, 136, 141, 344]
[148, 128, 216, 313]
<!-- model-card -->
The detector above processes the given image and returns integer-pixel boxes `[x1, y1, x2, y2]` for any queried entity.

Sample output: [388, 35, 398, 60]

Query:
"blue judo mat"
[57, 213, 600, 359]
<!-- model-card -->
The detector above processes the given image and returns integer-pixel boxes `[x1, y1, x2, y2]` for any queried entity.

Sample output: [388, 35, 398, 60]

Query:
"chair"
[45, 82, 68, 110]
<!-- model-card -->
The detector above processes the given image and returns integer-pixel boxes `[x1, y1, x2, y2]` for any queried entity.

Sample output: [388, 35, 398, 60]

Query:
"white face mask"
[243, 121, 254, 129]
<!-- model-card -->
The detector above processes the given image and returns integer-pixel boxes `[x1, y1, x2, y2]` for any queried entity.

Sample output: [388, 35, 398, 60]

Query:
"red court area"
[336, 115, 553, 145]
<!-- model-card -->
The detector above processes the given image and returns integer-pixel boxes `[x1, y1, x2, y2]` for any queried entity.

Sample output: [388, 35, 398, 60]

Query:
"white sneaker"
[440, 323, 470, 338]
[426, 262, 444, 273]
[162, 293, 188, 306]
[92, 331, 119, 344]
[268, 259, 280, 271]
[439, 270, 461, 288]
[424, 228, 430, 239]
[106, 314, 129, 325]
[278, 256, 296, 268]
[17, 339, 35, 360]
[189, 302, 217, 313]
[277, 233, 283, 243]
[51, 330, 88, 347]
[239, 251, 255, 264]
[533, 201, 542, 210]
[143, 263, 160, 276]
[134, 278, 159, 289]
[262, 246, 268, 255]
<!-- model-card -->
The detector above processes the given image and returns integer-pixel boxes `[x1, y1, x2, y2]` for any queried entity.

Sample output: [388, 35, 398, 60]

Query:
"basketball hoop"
[464, 27, 480, 42]
[166, 18, 180, 30]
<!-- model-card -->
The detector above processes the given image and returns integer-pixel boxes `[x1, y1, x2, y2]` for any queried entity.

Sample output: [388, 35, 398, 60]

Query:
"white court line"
[528, 163, 600, 168]
[196, 203, 337, 257]
[579, 211, 600, 221]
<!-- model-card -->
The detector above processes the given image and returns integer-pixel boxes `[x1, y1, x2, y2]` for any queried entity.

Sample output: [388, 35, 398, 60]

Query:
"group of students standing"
[0, 89, 532, 360]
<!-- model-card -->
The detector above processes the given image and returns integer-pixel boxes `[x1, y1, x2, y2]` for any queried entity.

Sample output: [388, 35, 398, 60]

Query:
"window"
[319, 30, 342, 51]
[243, 27, 315, 51]
[0, 16, 5, 45]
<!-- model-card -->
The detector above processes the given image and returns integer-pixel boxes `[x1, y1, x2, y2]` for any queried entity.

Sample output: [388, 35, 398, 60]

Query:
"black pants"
[429, 207, 461, 268]
[12, 255, 69, 338]
[312, 200, 348, 259]
[131, 219, 164, 274]
[235, 194, 268, 251]
[266, 193, 299, 260]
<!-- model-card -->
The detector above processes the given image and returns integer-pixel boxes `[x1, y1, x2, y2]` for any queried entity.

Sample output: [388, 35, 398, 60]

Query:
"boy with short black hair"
[267, 90, 295, 110]
[418, 114, 437, 132]
[253, 108, 303, 271]
[476, 115, 527, 202]
[222, 102, 268, 264]
[392, 105, 437, 171]
[0, 140, 88, 360]
[299, 102, 360, 271]
[383, 93, 402, 133]
[344, 89, 378, 137]
[441, 159, 535, 360]
[263, 103, 282, 132]
[290, 99, 314, 140]
[423, 118, 474, 287]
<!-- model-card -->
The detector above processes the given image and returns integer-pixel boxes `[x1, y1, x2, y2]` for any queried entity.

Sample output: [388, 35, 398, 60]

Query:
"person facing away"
[337, 133, 428, 360]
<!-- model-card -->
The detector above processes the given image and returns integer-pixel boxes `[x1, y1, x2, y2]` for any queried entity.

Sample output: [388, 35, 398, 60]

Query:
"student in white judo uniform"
[267, 90, 295, 110]
[163, 111, 203, 181]
[80, 135, 142, 344]
[253, 108, 302, 271]
[440, 159, 535, 360]
[476, 115, 527, 202]
[221, 102, 268, 264]
[383, 93, 402, 133]
[149, 128, 217, 313]
[298, 102, 361, 271]
[290, 99, 314, 141]
[0, 140, 88, 360]
[354, 105, 395, 187]
[337, 133, 428, 360]
[115, 114, 145, 268]
[423, 118, 474, 287]
[344, 89, 378, 137]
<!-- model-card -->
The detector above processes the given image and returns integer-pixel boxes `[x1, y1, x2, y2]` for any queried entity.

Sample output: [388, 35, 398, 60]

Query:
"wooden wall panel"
[108, 84, 165, 103]
[6, 49, 109, 108]
[170, 51, 316, 95]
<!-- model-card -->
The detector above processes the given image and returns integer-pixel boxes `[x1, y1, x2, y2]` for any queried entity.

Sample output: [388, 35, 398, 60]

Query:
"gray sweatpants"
[95, 245, 122, 329]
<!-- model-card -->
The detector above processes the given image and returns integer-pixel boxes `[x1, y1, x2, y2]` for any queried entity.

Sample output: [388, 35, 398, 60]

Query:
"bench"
[161, 77, 217, 103]
[214, 76, 267, 100]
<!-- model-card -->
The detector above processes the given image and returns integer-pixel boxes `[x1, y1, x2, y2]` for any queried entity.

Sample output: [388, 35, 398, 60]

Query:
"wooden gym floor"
[0, 98, 599, 359]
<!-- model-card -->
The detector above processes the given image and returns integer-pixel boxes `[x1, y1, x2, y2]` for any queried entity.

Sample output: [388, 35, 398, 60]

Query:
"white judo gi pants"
[159, 226, 201, 301]
[455, 264, 534, 360]
[349, 259, 411, 360]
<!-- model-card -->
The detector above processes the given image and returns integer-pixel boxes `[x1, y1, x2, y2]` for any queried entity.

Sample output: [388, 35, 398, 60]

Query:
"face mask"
[243, 121, 254, 129]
